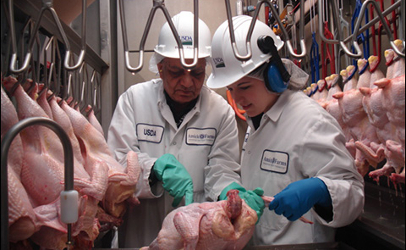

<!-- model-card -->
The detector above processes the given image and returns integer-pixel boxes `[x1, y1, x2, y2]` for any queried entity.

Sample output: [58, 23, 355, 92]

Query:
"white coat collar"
[264, 89, 292, 123]
[155, 78, 204, 129]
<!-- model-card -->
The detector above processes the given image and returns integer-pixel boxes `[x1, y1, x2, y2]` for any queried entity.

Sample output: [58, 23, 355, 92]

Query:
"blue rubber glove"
[219, 182, 265, 223]
[153, 154, 194, 207]
[269, 178, 332, 221]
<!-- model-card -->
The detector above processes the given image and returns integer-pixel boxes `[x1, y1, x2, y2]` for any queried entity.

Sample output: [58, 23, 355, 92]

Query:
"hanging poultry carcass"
[85, 105, 105, 136]
[2, 84, 80, 247]
[2, 86, 38, 243]
[342, 65, 358, 92]
[385, 40, 405, 80]
[333, 88, 385, 176]
[1, 86, 23, 177]
[358, 86, 397, 182]
[356, 58, 371, 89]
[368, 55, 385, 88]
[9, 81, 99, 247]
[2, 76, 142, 248]
[315, 78, 329, 106]
[61, 101, 141, 220]
[371, 75, 405, 183]
[385, 49, 397, 79]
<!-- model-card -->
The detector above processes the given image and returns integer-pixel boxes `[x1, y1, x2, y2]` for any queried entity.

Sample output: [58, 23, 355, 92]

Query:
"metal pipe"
[1, 117, 74, 249]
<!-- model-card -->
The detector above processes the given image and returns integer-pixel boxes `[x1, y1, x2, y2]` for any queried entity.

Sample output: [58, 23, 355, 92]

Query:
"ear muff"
[257, 36, 290, 93]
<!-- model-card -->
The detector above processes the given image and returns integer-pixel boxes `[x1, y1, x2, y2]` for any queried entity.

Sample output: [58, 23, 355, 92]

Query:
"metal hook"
[1, 117, 76, 250]
[8, 0, 31, 73]
[119, 0, 199, 73]
[74, 62, 88, 112]
[63, 0, 87, 71]
[318, 0, 362, 59]
[338, 0, 351, 66]
[225, 0, 306, 61]
[89, 69, 100, 114]
[19, 18, 42, 84]
[9, 0, 86, 74]
[352, 0, 404, 58]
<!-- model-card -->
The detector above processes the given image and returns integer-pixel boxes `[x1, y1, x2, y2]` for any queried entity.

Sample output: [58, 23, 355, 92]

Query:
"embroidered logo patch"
[136, 123, 164, 143]
[260, 150, 289, 174]
[186, 128, 217, 146]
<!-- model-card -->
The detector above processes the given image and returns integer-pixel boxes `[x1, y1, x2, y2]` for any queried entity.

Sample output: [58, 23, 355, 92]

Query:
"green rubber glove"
[153, 154, 194, 207]
[219, 182, 265, 223]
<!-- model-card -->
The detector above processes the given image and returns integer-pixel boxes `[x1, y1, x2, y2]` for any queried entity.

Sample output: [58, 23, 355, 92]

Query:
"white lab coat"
[241, 89, 364, 245]
[107, 79, 241, 247]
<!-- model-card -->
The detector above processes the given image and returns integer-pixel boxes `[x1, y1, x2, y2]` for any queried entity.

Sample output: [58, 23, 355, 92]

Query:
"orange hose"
[226, 89, 246, 121]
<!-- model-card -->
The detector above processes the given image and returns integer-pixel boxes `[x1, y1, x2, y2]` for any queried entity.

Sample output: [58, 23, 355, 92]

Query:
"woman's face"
[227, 76, 279, 117]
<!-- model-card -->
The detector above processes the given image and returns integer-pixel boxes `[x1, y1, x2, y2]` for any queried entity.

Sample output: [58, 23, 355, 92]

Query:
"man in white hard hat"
[208, 15, 364, 246]
[107, 11, 250, 247]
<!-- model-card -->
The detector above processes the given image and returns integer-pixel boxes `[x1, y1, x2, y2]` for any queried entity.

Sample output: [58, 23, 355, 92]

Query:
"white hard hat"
[154, 11, 211, 59]
[206, 15, 284, 89]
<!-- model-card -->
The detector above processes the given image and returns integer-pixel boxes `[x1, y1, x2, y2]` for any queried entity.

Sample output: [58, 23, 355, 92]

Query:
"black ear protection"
[257, 36, 290, 93]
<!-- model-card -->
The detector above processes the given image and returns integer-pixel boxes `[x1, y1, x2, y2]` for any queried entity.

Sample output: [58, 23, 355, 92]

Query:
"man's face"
[158, 58, 207, 104]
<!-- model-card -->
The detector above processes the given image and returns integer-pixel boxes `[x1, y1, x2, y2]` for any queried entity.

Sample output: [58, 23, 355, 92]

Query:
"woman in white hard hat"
[107, 11, 245, 248]
[207, 15, 364, 246]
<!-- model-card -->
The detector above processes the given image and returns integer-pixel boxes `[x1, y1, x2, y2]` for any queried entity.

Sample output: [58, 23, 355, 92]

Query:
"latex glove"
[269, 178, 332, 221]
[219, 182, 265, 222]
[153, 154, 194, 207]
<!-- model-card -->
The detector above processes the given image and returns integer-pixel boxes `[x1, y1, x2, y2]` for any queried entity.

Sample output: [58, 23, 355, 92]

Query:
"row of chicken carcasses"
[304, 39, 405, 188]
[1, 75, 142, 249]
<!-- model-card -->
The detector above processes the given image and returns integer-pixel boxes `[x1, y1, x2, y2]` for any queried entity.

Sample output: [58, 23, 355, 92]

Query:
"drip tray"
[337, 181, 405, 250]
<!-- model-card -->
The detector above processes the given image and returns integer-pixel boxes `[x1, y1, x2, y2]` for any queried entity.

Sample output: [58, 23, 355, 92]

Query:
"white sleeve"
[204, 99, 242, 201]
[107, 89, 163, 199]
[301, 114, 365, 227]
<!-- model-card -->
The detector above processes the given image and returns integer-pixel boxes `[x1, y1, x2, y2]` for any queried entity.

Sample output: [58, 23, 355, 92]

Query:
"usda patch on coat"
[186, 128, 216, 146]
[260, 150, 289, 174]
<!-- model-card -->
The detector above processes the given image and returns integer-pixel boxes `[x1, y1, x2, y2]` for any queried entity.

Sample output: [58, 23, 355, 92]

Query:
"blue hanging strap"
[310, 32, 320, 83]
[351, 0, 365, 71]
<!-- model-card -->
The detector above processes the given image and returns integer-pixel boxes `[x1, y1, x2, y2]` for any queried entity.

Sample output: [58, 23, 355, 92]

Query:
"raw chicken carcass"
[368, 55, 384, 89]
[374, 75, 405, 147]
[385, 49, 396, 79]
[1, 86, 23, 177]
[385, 40, 405, 79]
[343, 65, 358, 92]
[61, 101, 140, 218]
[372, 75, 405, 178]
[50, 97, 109, 202]
[14, 83, 66, 206]
[316, 79, 328, 106]
[8, 167, 37, 242]
[333, 89, 384, 176]
[358, 86, 398, 182]
[85, 105, 105, 137]
[142, 190, 257, 250]
[356, 59, 371, 89]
